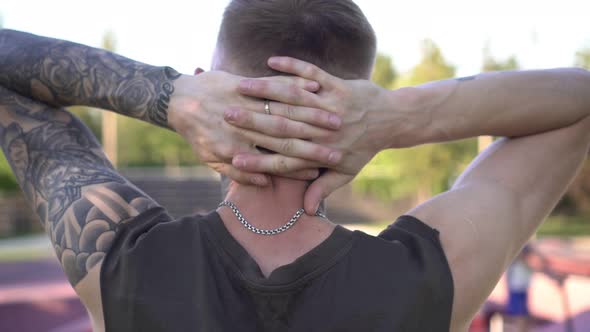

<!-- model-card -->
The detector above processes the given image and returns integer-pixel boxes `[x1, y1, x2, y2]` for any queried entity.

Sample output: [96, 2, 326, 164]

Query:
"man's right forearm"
[0, 29, 181, 129]
[404, 68, 590, 145]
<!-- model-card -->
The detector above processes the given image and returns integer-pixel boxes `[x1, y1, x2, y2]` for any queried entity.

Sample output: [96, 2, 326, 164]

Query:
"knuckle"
[250, 80, 268, 94]
[289, 86, 303, 103]
[295, 123, 307, 137]
[276, 118, 289, 134]
[217, 145, 234, 159]
[209, 163, 225, 174]
[233, 128, 249, 139]
[241, 111, 254, 127]
[273, 158, 290, 173]
[279, 139, 294, 154]
[305, 65, 319, 78]
[285, 105, 295, 120]
[321, 132, 338, 143]
[297, 78, 307, 88]
[314, 146, 329, 161]
[311, 109, 325, 124]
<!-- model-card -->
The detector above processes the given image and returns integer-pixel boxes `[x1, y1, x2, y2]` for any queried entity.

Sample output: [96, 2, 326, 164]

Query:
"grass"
[0, 232, 53, 262]
[0, 249, 51, 262]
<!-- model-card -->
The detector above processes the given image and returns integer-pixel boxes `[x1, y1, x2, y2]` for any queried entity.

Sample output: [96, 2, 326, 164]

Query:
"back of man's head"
[215, 0, 377, 80]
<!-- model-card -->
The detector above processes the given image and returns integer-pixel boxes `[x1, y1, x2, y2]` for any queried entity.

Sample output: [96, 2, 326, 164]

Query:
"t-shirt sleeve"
[378, 215, 454, 329]
[100, 207, 174, 279]
[111, 207, 174, 252]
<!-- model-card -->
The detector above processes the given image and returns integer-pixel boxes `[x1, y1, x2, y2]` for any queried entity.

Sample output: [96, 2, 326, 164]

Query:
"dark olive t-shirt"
[100, 207, 454, 331]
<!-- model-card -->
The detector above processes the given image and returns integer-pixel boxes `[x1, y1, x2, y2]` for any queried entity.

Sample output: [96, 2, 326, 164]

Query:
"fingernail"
[224, 109, 237, 121]
[314, 202, 320, 214]
[309, 170, 320, 179]
[307, 81, 320, 91]
[268, 57, 279, 66]
[233, 156, 246, 168]
[238, 80, 252, 91]
[329, 115, 342, 129]
[328, 151, 341, 164]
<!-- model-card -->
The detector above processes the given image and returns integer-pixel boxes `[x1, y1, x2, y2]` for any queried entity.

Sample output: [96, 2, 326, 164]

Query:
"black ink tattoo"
[0, 29, 181, 128]
[457, 75, 477, 82]
[0, 88, 157, 286]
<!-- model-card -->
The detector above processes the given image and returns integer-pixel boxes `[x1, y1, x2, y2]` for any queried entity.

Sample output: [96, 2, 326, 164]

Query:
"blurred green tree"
[395, 39, 455, 88]
[575, 48, 590, 68]
[117, 116, 197, 167]
[0, 14, 27, 191]
[371, 53, 397, 89]
[354, 40, 477, 203]
[556, 48, 590, 215]
[482, 45, 519, 72]
[84, 31, 198, 168]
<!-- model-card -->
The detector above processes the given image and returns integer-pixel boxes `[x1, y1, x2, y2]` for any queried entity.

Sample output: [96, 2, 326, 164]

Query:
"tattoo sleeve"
[0, 29, 181, 128]
[0, 86, 158, 286]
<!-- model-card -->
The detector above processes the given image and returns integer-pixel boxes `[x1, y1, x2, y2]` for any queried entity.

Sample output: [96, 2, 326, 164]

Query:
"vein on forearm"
[0, 29, 180, 128]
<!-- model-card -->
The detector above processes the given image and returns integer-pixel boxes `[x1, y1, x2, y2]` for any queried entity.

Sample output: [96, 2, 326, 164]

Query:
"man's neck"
[217, 177, 336, 277]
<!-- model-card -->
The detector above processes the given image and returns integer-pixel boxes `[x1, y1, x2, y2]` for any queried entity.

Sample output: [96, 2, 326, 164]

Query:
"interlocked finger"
[265, 102, 341, 130]
[233, 153, 320, 174]
[261, 76, 320, 92]
[267, 57, 337, 88]
[238, 130, 342, 165]
[282, 169, 321, 180]
[209, 162, 269, 186]
[238, 79, 322, 109]
[225, 108, 333, 139]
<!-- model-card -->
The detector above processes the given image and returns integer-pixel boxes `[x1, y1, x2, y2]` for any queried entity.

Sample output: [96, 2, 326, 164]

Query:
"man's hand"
[168, 69, 345, 186]
[227, 57, 427, 213]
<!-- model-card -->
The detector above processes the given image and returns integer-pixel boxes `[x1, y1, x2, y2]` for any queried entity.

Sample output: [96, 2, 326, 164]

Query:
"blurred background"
[0, 0, 589, 331]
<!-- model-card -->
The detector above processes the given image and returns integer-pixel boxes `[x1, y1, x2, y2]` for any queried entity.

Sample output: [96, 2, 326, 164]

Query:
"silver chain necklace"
[218, 201, 326, 236]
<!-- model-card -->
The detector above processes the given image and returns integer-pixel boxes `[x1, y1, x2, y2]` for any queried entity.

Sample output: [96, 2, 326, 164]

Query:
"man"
[1, 1, 590, 332]
[0, 3, 343, 329]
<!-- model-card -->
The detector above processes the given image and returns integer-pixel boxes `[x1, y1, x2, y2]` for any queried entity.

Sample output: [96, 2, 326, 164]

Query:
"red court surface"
[0, 259, 90, 332]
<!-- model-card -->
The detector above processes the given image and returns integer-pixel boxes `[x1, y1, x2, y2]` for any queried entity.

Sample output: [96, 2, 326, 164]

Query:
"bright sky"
[2, 0, 590, 77]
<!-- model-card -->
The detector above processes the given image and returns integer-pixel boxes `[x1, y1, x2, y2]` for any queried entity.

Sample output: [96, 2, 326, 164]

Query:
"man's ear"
[194, 67, 205, 75]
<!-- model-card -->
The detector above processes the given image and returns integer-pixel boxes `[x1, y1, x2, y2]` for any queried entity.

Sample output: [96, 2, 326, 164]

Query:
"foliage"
[354, 40, 477, 202]
[69, 106, 102, 138]
[98, 31, 198, 167]
[482, 46, 519, 72]
[354, 140, 476, 201]
[116, 116, 197, 167]
[575, 48, 590, 69]
[0, 154, 18, 192]
[395, 39, 455, 88]
[553, 48, 590, 216]
[371, 53, 397, 89]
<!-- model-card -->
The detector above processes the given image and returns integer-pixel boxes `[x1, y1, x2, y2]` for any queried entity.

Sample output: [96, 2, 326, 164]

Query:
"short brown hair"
[216, 0, 377, 79]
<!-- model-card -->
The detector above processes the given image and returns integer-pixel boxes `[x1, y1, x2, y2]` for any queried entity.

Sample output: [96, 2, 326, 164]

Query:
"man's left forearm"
[0, 29, 180, 128]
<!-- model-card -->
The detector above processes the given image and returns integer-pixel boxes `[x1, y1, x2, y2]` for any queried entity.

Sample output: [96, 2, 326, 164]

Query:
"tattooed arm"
[0, 29, 342, 185]
[0, 29, 179, 128]
[0, 86, 159, 287]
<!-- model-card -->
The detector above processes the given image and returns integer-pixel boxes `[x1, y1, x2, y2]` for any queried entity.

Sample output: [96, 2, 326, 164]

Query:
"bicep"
[0, 87, 160, 287]
[408, 118, 590, 329]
